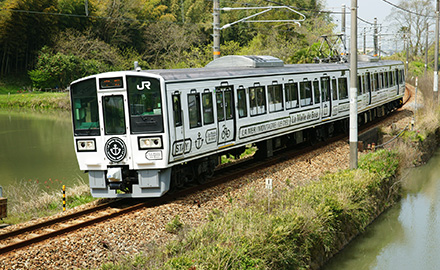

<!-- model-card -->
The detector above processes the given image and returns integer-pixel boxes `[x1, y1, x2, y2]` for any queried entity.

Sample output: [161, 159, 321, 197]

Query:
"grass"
[221, 146, 257, 164]
[0, 91, 70, 110]
[0, 178, 95, 225]
[0, 75, 32, 95]
[101, 150, 400, 270]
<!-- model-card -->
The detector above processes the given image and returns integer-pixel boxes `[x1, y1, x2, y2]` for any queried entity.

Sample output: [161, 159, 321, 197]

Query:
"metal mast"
[349, 0, 358, 169]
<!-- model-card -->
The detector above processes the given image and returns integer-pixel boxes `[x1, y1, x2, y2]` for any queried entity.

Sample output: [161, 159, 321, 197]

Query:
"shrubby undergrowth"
[1, 178, 92, 224]
[101, 150, 400, 270]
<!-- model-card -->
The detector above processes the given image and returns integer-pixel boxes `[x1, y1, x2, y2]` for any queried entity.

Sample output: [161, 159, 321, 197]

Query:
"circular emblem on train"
[105, 137, 127, 163]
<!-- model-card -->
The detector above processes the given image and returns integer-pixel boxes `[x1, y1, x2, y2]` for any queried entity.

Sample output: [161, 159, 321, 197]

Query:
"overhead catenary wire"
[381, 0, 435, 18]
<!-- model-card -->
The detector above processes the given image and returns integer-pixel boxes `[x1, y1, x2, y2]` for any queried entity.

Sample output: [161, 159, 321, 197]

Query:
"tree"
[0, 0, 59, 75]
[142, 22, 205, 68]
[387, 0, 434, 57]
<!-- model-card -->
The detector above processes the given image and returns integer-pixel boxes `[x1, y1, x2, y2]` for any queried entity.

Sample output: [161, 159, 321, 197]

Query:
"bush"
[28, 48, 115, 90]
[101, 150, 400, 270]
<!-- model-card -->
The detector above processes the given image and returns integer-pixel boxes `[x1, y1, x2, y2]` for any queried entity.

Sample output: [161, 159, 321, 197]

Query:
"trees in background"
[0, 0, 332, 89]
[388, 0, 434, 57]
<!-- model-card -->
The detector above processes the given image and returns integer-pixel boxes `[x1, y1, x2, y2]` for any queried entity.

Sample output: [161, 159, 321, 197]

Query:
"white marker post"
[265, 178, 273, 213]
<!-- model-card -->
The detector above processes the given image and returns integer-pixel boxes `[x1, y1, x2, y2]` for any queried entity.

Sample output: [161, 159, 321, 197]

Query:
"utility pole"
[406, 34, 409, 76]
[435, 0, 439, 104]
[373, 18, 378, 57]
[342, 4, 346, 50]
[85, 0, 88, 16]
[425, 22, 429, 76]
[213, 0, 221, 59]
[363, 27, 366, 54]
[349, 0, 358, 169]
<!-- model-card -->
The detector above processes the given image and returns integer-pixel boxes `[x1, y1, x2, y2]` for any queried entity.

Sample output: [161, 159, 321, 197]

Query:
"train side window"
[390, 71, 395, 86]
[299, 80, 312, 106]
[216, 91, 224, 121]
[268, 84, 283, 112]
[188, 93, 202, 128]
[400, 69, 405, 83]
[202, 92, 214, 125]
[332, 78, 338, 100]
[172, 94, 182, 127]
[249, 86, 266, 116]
[338, 78, 348, 99]
[313, 80, 320, 104]
[373, 73, 379, 91]
[285, 82, 299, 109]
[224, 90, 234, 120]
[378, 73, 382, 89]
[384, 72, 389, 88]
[366, 73, 371, 92]
[357, 76, 363, 95]
[237, 88, 247, 118]
[320, 77, 331, 102]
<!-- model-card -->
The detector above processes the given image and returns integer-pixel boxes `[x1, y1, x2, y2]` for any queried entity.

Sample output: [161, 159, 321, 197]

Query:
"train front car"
[69, 72, 171, 198]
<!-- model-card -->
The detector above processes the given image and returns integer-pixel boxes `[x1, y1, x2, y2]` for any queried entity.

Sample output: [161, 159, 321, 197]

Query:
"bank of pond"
[0, 96, 438, 269]
[0, 92, 70, 110]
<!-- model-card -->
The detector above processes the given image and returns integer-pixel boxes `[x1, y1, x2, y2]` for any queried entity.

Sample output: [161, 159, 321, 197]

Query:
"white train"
[69, 55, 405, 198]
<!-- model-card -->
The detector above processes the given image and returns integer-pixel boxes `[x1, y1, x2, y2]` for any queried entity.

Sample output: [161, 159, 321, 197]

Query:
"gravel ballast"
[0, 90, 414, 269]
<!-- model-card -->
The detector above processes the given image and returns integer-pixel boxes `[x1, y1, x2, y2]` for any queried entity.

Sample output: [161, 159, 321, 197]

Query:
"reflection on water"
[324, 151, 440, 270]
[0, 109, 85, 192]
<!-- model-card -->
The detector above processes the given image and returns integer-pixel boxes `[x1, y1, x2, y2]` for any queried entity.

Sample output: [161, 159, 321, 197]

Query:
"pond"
[324, 150, 440, 270]
[0, 109, 85, 194]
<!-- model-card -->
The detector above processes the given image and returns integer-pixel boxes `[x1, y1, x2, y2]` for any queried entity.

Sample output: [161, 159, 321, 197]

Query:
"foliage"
[0, 0, 333, 85]
[0, 92, 70, 110]
[1, 178, 93, 225]
[0, 0, 59, 75]
[102, 150, 400, 270]
[165, 215, 184, 234]
[387, 0, 434, 57]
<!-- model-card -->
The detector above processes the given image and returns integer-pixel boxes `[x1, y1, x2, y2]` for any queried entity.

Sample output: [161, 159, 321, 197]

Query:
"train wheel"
[196, 173, 207, 184]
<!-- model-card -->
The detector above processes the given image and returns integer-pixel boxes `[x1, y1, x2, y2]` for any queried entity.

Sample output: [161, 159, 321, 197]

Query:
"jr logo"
[137, 81, 151, 90]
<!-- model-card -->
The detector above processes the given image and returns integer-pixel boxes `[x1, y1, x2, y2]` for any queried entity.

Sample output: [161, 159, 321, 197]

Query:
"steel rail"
[0, 88, 410, 255]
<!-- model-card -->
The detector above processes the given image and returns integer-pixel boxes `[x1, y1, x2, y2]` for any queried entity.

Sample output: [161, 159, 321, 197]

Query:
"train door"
[320, 76, 331, 118]
[216, 85, 235, 145]
[331, 77, 339, 116]
[99, 92, 133, 165]
[366, 73, 372, 105]
[171, 93, 189, 157]
[395, 69, 399, 95]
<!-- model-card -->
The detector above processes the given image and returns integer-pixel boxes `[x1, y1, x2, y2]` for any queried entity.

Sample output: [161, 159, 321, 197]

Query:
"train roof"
[140, 56, 403, 83]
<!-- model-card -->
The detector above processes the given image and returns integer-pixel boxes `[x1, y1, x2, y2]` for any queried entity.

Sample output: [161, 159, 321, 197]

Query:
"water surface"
[0, 109, 85, 192]
[324, 151, 440, 270]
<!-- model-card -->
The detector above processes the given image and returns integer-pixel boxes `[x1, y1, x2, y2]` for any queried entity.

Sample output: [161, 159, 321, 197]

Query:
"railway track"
[0, 88, 411, 256]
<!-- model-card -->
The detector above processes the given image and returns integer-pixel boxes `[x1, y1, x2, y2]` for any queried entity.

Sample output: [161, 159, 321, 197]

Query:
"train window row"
[358, 69, 404, 94]
[173, 68, 404, 129]
[172, 76, 347, 129]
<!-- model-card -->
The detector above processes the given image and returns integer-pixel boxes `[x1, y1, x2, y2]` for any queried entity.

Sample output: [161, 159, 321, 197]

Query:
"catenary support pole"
[349, 0, 358, 169]
[213, 0, 221, 60]
[342, 4, 346, 50]
[434, 0, 439, 104]
[425, 22, 429, 76]
[373, 18, 378, 57]
[363, 27, 366, 54]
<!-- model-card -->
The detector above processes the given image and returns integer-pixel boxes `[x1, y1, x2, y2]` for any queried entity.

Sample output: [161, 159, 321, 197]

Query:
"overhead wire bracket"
[217, 6, 306, 30]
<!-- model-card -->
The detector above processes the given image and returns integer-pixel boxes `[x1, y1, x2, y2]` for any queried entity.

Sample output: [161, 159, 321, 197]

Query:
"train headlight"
[138, 136, 162, 149]
[76, 139, 96, 152]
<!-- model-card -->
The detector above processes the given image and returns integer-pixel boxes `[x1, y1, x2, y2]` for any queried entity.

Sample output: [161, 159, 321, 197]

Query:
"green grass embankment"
[0, 92, 70, 110]
[102, 149, 400, 270]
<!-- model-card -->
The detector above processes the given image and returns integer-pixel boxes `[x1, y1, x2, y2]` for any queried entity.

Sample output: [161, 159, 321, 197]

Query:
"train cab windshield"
[70, 78, 100, 136]
[127, 76, 164, 133]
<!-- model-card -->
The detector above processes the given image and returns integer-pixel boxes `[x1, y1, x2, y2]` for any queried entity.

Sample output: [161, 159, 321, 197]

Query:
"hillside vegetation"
[0, 0, 333, 90]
